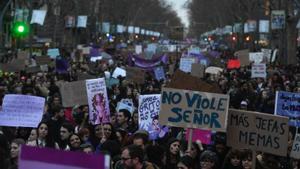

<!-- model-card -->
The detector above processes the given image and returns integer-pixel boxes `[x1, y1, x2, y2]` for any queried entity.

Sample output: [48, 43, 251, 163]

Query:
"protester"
[165, 138, 181, 169]
[68, 133, 82, 151]
[9, 138, 25, 169]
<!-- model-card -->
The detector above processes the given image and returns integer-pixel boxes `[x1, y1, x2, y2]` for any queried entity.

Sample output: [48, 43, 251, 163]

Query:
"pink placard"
[185, 128, 211, 145]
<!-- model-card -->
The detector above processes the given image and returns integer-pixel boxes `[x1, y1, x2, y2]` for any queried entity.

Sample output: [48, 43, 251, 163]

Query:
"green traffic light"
[11, 21, 29, 38]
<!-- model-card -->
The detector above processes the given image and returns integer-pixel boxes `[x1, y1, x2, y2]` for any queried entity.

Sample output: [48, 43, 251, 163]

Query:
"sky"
[165, 0, 190, 27]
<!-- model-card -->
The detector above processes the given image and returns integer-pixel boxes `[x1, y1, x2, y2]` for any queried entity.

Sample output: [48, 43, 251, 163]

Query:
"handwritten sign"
[291, 133, 300, 159]
[227, 109, 289, 156]
[251, 63, 266, 78]
[60, 81, 88, 107]
[249, 52, 264, 64]
[275, 91, 300, 127]
[138, 95, 163, 139]
[159, 87, 229, 132]
[86, 78, 110, 125]
[0, 94, 45, 127]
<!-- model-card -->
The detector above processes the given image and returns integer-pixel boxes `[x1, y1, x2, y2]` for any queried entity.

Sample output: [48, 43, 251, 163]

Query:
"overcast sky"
[165, 0, 189, 27]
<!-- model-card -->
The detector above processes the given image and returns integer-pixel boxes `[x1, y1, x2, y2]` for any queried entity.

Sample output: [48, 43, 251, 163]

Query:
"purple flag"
[19, 145, 109, 169]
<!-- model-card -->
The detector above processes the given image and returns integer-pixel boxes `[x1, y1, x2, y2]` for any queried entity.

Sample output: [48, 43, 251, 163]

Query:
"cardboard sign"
[275, 91, 300, 127]
[159, 87, 229, 132]
[60, 81, 88, 107]
[0, 94, 45, 127]
[154, 66, 166, 80]
[138, 94, 166, 140]
[290, 133, 300, 159]
[249, 52, 264, 64]
[227, 109, 289, 156]
[191, 63, 204, 78]
[126, 67, 145, 83]
[251, 63, 266, 78]
[19, 146, 109, 169]
[86, 78, 110, 125]
[36, 56, 52, 65]
[179, 58, 196, 73]
[185, 129, 211, 145]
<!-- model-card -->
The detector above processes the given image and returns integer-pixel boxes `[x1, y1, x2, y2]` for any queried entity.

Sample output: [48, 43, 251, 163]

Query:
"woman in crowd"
[222, 149, 243, 169]
[68, 133, 82, 151]
[26, 128, 37, 143]
[164, 138, 181, 169]
[9, 138, 25, 169]
[199, 150, 218, 169]
[27, 121, 59, 149]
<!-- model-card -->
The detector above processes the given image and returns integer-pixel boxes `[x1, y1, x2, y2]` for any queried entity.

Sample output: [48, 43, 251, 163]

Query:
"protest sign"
[139, 94, 166, 140]
[116, 99, 135, 113]
[249, 52, 264, 64]
[261, 48, 272, 62]
[112, 67, 126, 78]
[251, 63, 266, 78]
[102, 22, 110, 33]
[290, 133, 300, 159]
[275, 91, 300, 127]
[179, 57, 196, 73]
[126, 67, 145, 83]
[135, 45, 142, 54]
[227, 109, 289, 156]
[47, 48, 60, 59]
[0, 94, 45, 127]
[19, 145, 110, 169]
[185, 128, 211, 145]
[259, 20, 270, 33]
[77, 16, 88, 28]
[154, 66, 166, 81]
[271, 10, 285, 30]
[159, 87, 229, 132]
[191, 63, 204, 78]
[60, 81, 88, 107]
[82, 47, 91, 55]
[78, 73, 97, 80]
[86, 78, 110, 125]
[36, 56, 52, 65]
[30, 10, 47, 25]
[0, 59, 26, 72]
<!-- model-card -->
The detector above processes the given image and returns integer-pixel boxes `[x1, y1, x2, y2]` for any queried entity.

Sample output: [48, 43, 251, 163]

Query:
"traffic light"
[11, 21, 29, 38]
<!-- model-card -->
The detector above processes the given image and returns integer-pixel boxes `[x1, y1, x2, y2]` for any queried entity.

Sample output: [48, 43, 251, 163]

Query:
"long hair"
[37, 121, 55, 148]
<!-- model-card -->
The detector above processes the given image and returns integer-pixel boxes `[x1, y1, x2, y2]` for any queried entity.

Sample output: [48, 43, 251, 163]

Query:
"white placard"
[128, 26, 134, 33]
[0, 94, 45, 127]
[117, 25, 124, 33]
[249, 52, 264, 63]
[251, 63, 266, 78]
[179, 58, 196, 73]
[112, 67, 126, 78]
[259, 20, 270, 33]
[77, 16, 87, 28]
[30, 10, 47, 25]
[86, 78, 110, 125]
[134, 27, 140, 34]
[290, 133, 300, 159]
[135, 45, 142, 54]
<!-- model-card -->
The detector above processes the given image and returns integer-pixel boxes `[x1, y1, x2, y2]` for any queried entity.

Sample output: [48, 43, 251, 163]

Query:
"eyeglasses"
[121, 157, 131, 161]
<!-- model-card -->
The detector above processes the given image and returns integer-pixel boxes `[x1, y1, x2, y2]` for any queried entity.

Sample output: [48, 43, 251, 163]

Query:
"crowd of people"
[0, 45, 300, 169]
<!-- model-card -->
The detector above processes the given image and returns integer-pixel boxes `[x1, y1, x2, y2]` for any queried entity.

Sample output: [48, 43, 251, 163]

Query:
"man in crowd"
[116, 109, 131, 130]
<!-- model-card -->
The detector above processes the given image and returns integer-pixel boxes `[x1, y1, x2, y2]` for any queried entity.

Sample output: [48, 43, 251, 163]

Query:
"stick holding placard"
[252, 150, 256, 169]
[187, 128, 193, 151]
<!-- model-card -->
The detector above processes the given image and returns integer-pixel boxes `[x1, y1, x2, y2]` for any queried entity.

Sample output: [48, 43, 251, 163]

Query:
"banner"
[290, 133, 300, 159]
[86, 78, 110, 125]
[249, 52, 264, 63]
[154, 66, 166, 81]
[259, 20, 270, 33]
[30, 10, 47, 25]
[139, 94, 167, 140]
[159, 87, 229, 132]
[0, 94, 45, 127]
[19, 146, 109, 169]
[179, 58, 196, 73]
[185, 129, 211, 145]
[271, 10, 285, 29]
[227, 109, 289, 156]
[60, 81, 88, 107]
[251, 63, 266, 78]
[275, 91, 300, 127]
